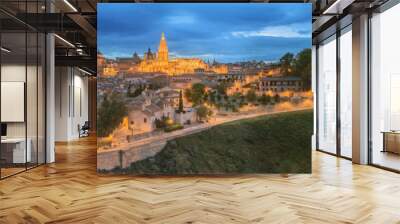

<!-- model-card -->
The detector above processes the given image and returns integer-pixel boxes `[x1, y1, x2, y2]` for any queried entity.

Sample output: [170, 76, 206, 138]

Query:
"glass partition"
[1, 31, 28, 177]
[317, 35, 337, 154]
[0, 1, 46, 179]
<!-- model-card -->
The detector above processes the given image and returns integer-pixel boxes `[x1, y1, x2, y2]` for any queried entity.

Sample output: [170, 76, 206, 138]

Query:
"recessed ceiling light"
[1, 47, 11, 53]
[78, 67, 93, 76]
[63, 0, 78, 12]
[322, 0, 355, 15]
[54, 34, 75, 48]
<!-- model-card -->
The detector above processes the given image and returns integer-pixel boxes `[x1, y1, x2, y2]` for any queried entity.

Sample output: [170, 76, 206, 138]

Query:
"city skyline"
[98, 3, 311, 63]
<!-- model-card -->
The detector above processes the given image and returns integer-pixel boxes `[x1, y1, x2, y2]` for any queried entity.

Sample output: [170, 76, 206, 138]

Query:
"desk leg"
[382, 133, 386, 152]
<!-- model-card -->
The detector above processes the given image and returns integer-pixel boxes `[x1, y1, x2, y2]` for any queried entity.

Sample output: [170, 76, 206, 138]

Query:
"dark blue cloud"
[98, 3, 311, 62]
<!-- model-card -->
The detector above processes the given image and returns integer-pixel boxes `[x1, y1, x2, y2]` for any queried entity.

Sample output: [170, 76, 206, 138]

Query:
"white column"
[352, 14, 369, 164]
[55, 67, 72, 141]
[46, 33, 55, 163]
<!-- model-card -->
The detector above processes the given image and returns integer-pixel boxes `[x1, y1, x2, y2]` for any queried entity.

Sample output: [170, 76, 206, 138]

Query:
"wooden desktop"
[1, 138, 32, 165]
[381, 131, 400, 154]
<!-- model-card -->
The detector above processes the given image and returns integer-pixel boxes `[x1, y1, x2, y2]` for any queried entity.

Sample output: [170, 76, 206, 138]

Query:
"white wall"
[1, 65, 39, 138]
[55, 67, 89, 141]
[1, 63, 46, 164]
[55, 67, 69, 141]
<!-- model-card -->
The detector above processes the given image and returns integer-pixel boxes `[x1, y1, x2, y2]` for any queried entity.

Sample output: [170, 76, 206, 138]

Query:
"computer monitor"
[1, 123, 7, 137]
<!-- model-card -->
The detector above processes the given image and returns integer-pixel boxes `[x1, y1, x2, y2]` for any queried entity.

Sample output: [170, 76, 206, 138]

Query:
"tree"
[216, 94, 222, 102]
[127, 84, 144, 98]
[178, 90, 184, 113]
[232, 106, 238, 112]
[155, 116, 170, 129]
[127, 84, 132, 97]
[209, 92, 216, 105]
[207, 109, 213, 117]
[203, 92, 209, 102]
[224, 94, 229, 101]
[259, 93, 271, 105]
[97, 93, 127, 137]
[246, 89, 257, 103]
[187, 83, 206, 106]
[233, 93, 242, 99]
[274, 94, 280, 103]
[240, 95, 245, 103]
[196, 105, 210, 121]
[155, 118, 165, 129]
[266, 94, 272, 104]
[293, 48, 312, 90]
[280, 52, 295, 76]
[216, 82, 230, 95]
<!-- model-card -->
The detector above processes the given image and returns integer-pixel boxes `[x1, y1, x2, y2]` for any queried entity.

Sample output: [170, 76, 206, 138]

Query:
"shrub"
[164, 124, 184, 132]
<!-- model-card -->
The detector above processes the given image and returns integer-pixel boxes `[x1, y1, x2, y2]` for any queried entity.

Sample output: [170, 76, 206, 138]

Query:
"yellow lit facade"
[138, 33, 227, 76]
[103, 65, 118, 77]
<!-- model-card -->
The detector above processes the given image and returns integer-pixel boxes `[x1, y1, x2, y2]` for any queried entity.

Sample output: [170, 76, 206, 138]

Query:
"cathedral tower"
[157, 32, 169, 62]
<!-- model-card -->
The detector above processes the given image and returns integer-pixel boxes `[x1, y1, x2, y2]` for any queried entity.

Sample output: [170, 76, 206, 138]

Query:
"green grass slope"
[119, 110, 312, 174]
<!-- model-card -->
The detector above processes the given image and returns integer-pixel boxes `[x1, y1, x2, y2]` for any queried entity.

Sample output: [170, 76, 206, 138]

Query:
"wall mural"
[97, 3, 313, 174]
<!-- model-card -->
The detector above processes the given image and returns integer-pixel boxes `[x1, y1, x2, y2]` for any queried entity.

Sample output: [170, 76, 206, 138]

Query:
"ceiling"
[0, 0, 97, 74]
[1, 0, 392, 73]
[311, 0, 390, 43]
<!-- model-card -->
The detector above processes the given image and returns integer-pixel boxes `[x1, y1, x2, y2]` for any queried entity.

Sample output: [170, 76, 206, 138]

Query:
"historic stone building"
[137, 33, 227, 76]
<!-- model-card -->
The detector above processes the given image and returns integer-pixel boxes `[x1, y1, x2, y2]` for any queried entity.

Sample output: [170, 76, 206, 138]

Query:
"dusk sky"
[98, 3, 311, 63]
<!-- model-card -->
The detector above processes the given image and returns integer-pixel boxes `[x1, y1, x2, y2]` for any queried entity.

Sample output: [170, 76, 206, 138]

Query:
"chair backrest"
[82, 121, 90, 129]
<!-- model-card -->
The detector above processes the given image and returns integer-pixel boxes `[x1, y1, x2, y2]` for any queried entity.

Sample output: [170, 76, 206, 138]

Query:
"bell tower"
[157, 32, 169, 62]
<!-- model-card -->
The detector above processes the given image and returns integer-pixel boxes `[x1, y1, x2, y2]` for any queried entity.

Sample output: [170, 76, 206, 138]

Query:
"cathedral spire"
[158, 32, 168, 62]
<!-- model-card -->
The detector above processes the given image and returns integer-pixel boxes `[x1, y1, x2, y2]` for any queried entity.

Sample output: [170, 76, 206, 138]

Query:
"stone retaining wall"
[97, 141, 166, 171]
[97, 126, 211, 171]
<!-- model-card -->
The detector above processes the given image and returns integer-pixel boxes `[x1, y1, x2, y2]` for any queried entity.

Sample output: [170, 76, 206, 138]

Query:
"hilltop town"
[97, 33, 312, 162]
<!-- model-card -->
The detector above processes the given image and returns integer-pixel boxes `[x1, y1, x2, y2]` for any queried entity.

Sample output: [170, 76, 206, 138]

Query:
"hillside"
[116, 110, 313, 174]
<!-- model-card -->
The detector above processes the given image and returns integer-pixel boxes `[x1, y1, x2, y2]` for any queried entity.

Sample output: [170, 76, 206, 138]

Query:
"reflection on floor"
[373, 150, 400, 171]
[0, 136, 400, 223]
[0, 162, 43, 179]
[0, 167, 25, 178]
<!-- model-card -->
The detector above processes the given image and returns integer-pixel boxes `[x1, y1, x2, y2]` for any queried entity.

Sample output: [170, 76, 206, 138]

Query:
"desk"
[381, 131, 400, 154]
[1, 138, 31, 163]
